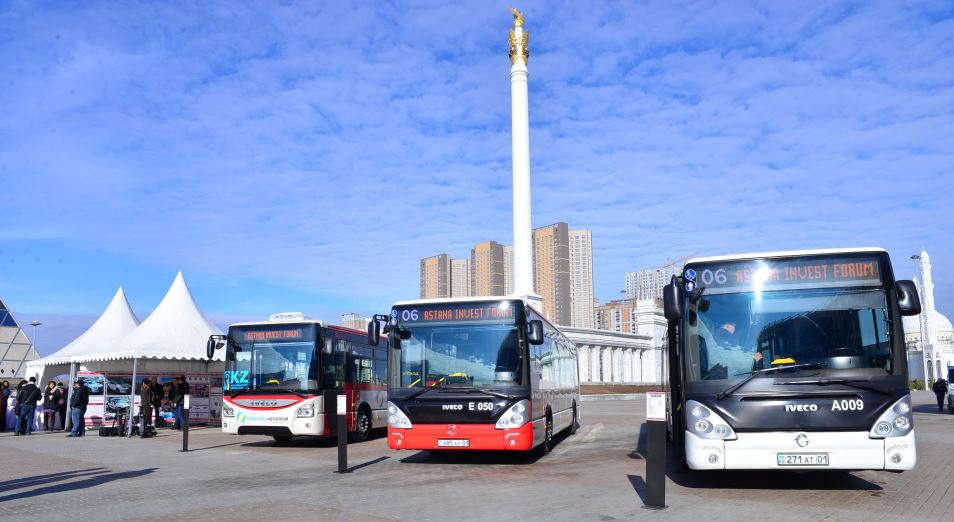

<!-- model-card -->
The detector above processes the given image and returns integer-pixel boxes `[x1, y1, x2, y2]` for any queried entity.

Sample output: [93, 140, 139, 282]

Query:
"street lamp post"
[30, 320, 42, 354]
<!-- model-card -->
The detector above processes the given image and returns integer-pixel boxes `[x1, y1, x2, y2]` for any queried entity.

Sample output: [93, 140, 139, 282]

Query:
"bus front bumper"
[685, 430, 916, 471]
[222, 412, 328, 436]
[389, 423, 534, 451]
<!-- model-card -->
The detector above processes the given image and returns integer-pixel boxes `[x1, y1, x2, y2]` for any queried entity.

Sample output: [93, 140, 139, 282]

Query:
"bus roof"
[685, 247, 887, 267]
[226, 319, 368, 337]
[392, 295, 535, 307]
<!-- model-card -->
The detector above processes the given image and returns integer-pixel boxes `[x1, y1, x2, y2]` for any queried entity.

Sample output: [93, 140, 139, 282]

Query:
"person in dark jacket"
[172, 376, 190, 430]
[68, 379, 90, 437]
[15, 377, 41, 435]
[42, 381, 59, 431]
[55, 382, 68, 430]
[151, 380, 164, 427]
[1, 381, 10, 432]
[933, 378, 948, 412]
[140, 378, 154, 432]
[166, 379, 178, 429]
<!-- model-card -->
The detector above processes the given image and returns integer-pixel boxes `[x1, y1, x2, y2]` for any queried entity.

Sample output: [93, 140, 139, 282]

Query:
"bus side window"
[373, 348, 387, 385]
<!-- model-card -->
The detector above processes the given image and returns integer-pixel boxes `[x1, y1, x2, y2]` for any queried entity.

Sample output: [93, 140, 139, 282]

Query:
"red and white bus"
[368, 297, 580, 455]
[208, 313, 387, 443]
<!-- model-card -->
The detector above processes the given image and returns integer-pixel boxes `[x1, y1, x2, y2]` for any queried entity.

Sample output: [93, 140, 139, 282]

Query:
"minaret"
[509, 7, 535, 299]
[920, 249, 937, 346]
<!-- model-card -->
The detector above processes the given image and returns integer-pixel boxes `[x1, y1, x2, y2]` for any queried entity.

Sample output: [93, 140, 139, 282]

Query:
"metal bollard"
[336, 394, 348, 473]
[644, 391, 667, 510]
[181, 394, 190, 452]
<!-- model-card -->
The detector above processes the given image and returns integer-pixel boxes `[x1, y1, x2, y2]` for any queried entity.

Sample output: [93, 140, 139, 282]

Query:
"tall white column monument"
[508, 8, 538, 303]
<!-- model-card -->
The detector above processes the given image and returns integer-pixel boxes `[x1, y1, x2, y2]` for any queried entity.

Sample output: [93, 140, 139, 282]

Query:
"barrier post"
[644, 391, 667, 509]
[336, 394, 348, 473]
[180, 394, 190, 452]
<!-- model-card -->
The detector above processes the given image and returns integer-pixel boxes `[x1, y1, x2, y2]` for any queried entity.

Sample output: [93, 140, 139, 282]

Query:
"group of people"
[2, 375, 192, 437]
[136, 376, 191, 433]
[1, 378, 69, 435]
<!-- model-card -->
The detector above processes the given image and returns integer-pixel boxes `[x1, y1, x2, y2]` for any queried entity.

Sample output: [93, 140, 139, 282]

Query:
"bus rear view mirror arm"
[368, 314, 389, 346]
[528, 320, 544, 345]
[663, 280, 684, 322]
[895, 280, 921, 316]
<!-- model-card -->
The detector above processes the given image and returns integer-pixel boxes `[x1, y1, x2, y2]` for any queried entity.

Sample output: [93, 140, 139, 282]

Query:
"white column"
[622, 349, 631, 383]
[510, 21, 533, 296]
[612, 348, 621, 383]
[578, 345, 589, 384]
[633, 350, 642, 383]
[601, 347, 612, 383]
[591, 346, 601, 383]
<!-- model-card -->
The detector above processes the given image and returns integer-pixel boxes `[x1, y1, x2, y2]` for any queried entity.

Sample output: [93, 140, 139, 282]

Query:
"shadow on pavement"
[346, 456, 389, 473]
[0, 468, 109, 492]
[627, 474, 649, 504]
[0, 468, 158, 503]
[187, 442, 245, 452]
[397, 430, 571, 465]
[912, 403, 950, 414]
[241, 429, 387, 448]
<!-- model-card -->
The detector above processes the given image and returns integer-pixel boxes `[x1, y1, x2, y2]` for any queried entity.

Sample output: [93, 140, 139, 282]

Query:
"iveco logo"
[795, 433, 810, 447]
[785, 404, 818, 412]
[249, 400, 280, 407]
[442, 404, 463, 411]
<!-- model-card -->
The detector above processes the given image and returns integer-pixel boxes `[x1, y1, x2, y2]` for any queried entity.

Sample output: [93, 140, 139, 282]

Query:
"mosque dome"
[903, 310, 954, 341]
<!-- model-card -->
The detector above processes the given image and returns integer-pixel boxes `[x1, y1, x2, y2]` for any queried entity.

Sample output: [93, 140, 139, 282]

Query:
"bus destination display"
[393, 301, 518, 324]
[687, 256, 882, 292]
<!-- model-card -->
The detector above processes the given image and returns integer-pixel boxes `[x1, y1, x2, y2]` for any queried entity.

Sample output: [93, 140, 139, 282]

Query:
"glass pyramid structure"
[0, 297, 39, 379]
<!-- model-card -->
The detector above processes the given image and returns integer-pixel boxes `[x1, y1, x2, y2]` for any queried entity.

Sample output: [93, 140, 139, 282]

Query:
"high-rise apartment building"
[420, 253, 451, 299]
[595, 299, 637, 334]
[533, 222, 571, 325]
[503, 245, 514, 295]
[451, 258, 472, 298]
[341, 313, 371, 331]
[624, 264, 678, 301]
[569, 229, 595, 328]
[471, 241, 505, 296]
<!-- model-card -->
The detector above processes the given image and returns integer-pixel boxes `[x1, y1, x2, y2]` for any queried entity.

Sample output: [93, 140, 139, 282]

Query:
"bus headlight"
[495, 399, 530, 429]
[223, 406, 235, 418]
[686, 400, 736, 440]
[387, 401, 413, 429]
[296, 405, 315, 418]
[869, 395, 913, 439]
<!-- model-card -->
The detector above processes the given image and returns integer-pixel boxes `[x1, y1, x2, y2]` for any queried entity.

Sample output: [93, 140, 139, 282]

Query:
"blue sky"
[1, 0, 952, 356]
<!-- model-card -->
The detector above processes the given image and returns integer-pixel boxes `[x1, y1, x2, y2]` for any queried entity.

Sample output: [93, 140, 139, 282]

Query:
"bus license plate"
[437, 439, 470, 447]
[777, 453, 829, 466]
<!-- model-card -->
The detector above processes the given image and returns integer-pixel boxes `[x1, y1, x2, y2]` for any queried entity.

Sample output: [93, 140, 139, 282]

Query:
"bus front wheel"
[350, 406, 372, 443]
[535, 412, 553, 457]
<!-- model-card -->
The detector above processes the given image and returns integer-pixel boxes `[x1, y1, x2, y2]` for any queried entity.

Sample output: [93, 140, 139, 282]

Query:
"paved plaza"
[1, 391, 952, 521]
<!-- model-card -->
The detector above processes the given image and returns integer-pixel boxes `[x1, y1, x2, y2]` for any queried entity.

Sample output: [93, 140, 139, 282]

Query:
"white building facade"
[903, 250, 954, 383]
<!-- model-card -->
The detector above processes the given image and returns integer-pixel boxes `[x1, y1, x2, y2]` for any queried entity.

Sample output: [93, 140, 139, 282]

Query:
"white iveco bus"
[662, 248, 922, 471]
[207, 313, 387, 444]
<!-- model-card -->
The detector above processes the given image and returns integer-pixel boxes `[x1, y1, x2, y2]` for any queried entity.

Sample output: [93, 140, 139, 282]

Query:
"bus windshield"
[684, 287, 897, 383]
[394, 323, 524, 388]
[226, 324, 320, 393]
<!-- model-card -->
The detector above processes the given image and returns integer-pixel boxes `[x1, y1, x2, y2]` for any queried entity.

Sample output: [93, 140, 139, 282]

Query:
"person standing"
[932, 378, 948, 413]
[0, 381, 10, 432]
[139, 378, 153, 435]
[166, 379, 178, 429]
[42, 381, 58, 431]
[68, 379, 90, 437]
[15, 377, 41, 435]
[55, 382, 68, 430]
[151, 380, 164, 428]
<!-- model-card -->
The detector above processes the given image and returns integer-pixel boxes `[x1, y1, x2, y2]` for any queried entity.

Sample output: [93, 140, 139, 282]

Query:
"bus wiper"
[404, 385, 440, 401]
[774, 379, 894, 396]
[229, 387, 250, 399]
[442, 386, 515, 400]
[285, 389, 308, 398]
[717, 363, 825, 401]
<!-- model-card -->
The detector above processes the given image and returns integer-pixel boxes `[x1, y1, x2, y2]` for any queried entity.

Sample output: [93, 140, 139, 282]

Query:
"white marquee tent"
[20, 272, 225, 432]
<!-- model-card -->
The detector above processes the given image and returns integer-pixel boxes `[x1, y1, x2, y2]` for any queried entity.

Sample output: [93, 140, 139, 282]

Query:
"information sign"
[646, 392, 667, 421]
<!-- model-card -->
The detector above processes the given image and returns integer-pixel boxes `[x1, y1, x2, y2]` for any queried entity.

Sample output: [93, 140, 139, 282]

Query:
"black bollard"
[336, 394, 348, 473]
[180, 394, 190, 452]
[643, 391, 667, 509]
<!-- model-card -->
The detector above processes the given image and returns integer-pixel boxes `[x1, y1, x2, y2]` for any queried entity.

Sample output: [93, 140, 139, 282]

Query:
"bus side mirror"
[663, 283, 683, 322]
[896, 280, 921, 316]
[368, 320, 381, 346]
[528, 320, 544, 345]
[206, 337, 215, 359]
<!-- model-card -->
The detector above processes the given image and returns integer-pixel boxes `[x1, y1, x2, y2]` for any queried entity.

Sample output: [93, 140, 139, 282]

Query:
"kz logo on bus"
[784, 404, 818, 412]
[224, 370, 250, 389]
